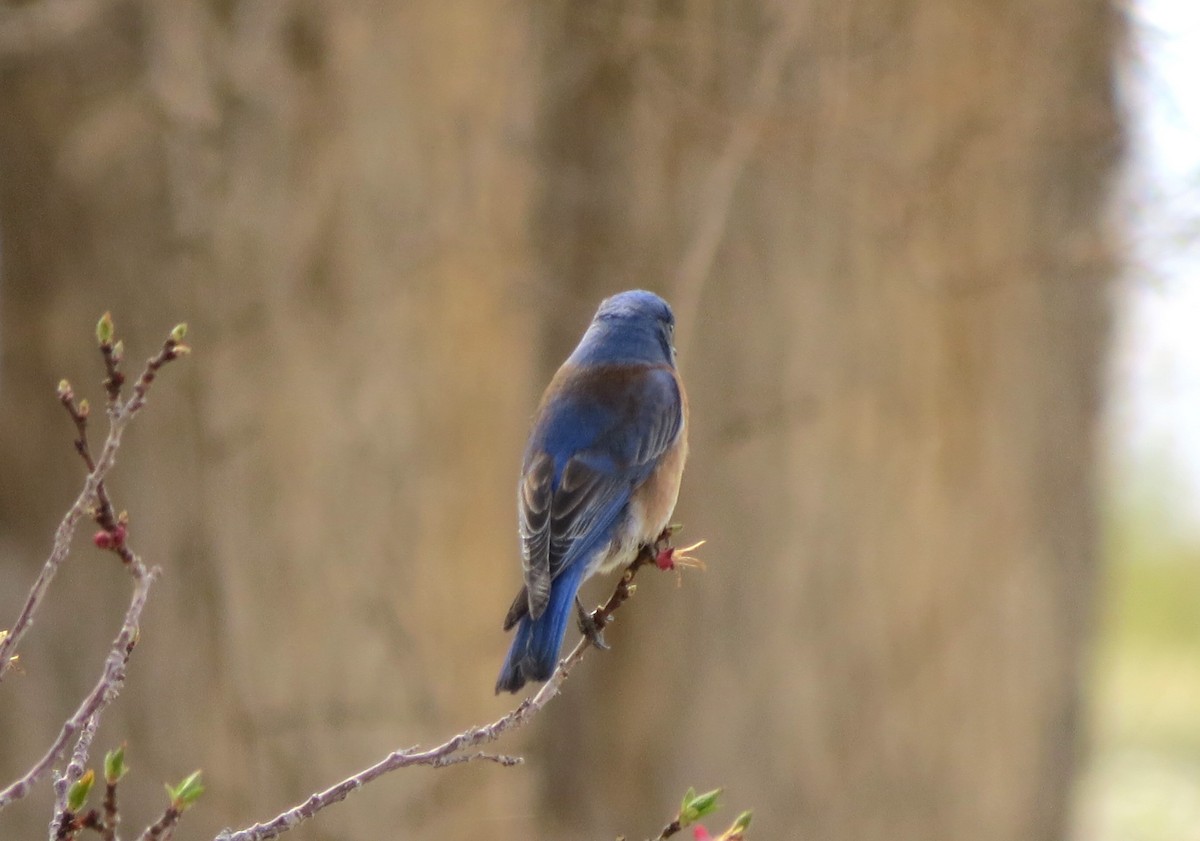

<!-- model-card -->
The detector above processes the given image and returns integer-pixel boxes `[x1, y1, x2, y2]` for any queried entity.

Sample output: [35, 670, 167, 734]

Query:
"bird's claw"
[575, 599, 610, 650]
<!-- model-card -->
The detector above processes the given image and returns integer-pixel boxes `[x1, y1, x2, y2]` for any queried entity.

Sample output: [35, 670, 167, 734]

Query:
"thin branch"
[0, 562, 159, 810]
[127, 333, 189, 414]
[55, 714, 98, 808]
[0, 318, 188, 834]
[136, 806, 181, 841]
[56, 385, 135, 566]
[0, 423, 129, 682]
[427, 751, 523, 769]
[213, 538, 672, 841]
[81, 810, 107, 838]
[101, 780, 119, 841]
[0, 327, 185, 681]
[98, 332, 124, 407]
[49, 713, 99, 838]
[651, 819, 683, 840]
[51, 809, 74, 841]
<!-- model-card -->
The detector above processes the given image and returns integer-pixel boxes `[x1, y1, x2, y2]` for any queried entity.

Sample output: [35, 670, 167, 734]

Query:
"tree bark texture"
[1, 3, 540, 839]
[528, 2, 1122, 840]
[0, 2, 1122, 841]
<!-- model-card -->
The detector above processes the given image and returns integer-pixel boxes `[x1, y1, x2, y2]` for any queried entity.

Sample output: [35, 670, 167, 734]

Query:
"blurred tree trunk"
[530, 2, 1121, 841]
[0, 3, 539, 839]
[0, 2, 1121, 841]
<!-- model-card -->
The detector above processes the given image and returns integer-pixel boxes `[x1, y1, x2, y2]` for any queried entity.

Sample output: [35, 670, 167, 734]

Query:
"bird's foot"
[575, 597, 610, 650]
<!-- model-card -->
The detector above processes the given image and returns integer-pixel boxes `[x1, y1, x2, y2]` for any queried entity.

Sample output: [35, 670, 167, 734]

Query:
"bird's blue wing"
[518, 363, 682, 620]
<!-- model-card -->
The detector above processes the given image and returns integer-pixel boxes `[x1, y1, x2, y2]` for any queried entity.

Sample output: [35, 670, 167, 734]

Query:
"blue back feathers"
[496, 289, 683, 693]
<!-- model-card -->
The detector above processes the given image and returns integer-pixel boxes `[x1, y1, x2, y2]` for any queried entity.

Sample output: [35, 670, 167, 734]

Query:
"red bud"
[654, 546, 676, 570]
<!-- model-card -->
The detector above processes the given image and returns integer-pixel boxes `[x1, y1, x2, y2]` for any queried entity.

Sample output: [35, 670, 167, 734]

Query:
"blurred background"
[0, 2, 1193, 840]
[1078, 1, 1200, 839]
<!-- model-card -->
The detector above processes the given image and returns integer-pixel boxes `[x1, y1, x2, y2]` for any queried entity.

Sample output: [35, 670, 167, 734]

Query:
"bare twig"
[214, 535, 679, 841]
[652, 818, 683, 839]
[428, 751, 523, 769]
[127, 330, 190, 414]
[52, 810, 74, 841]
[0, 317, 186, 810]
[57, 384, 132, 566]
[49, 713, 99, 837]
[0, 561, 159, 810]
[0, 426, 128, 682]
[55, 715, 98, 808]
[101, 779, 119, 841]
[136, 806, 181, 841]
[98, 326, 124, 407]
[0, 322, 186, 681]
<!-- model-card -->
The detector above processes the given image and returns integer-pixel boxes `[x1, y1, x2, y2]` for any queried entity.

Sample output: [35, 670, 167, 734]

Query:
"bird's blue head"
[568, 290, 677, 368]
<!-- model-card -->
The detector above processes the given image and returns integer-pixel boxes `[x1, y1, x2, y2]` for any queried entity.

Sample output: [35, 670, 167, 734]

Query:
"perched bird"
[496, 290, 688, 694]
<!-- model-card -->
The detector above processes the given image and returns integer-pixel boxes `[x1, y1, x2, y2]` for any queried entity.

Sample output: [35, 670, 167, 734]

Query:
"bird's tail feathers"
[494, 562, 587, 694]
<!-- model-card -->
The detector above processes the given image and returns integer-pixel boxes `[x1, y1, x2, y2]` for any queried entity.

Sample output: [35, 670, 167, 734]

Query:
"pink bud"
[654, 546, 675, 570]
[93, 531, 113, 550]
[692, 827, 712, 841]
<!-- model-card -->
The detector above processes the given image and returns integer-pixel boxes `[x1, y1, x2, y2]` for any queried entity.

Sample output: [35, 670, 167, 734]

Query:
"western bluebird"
[495, 290, 689, 694]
